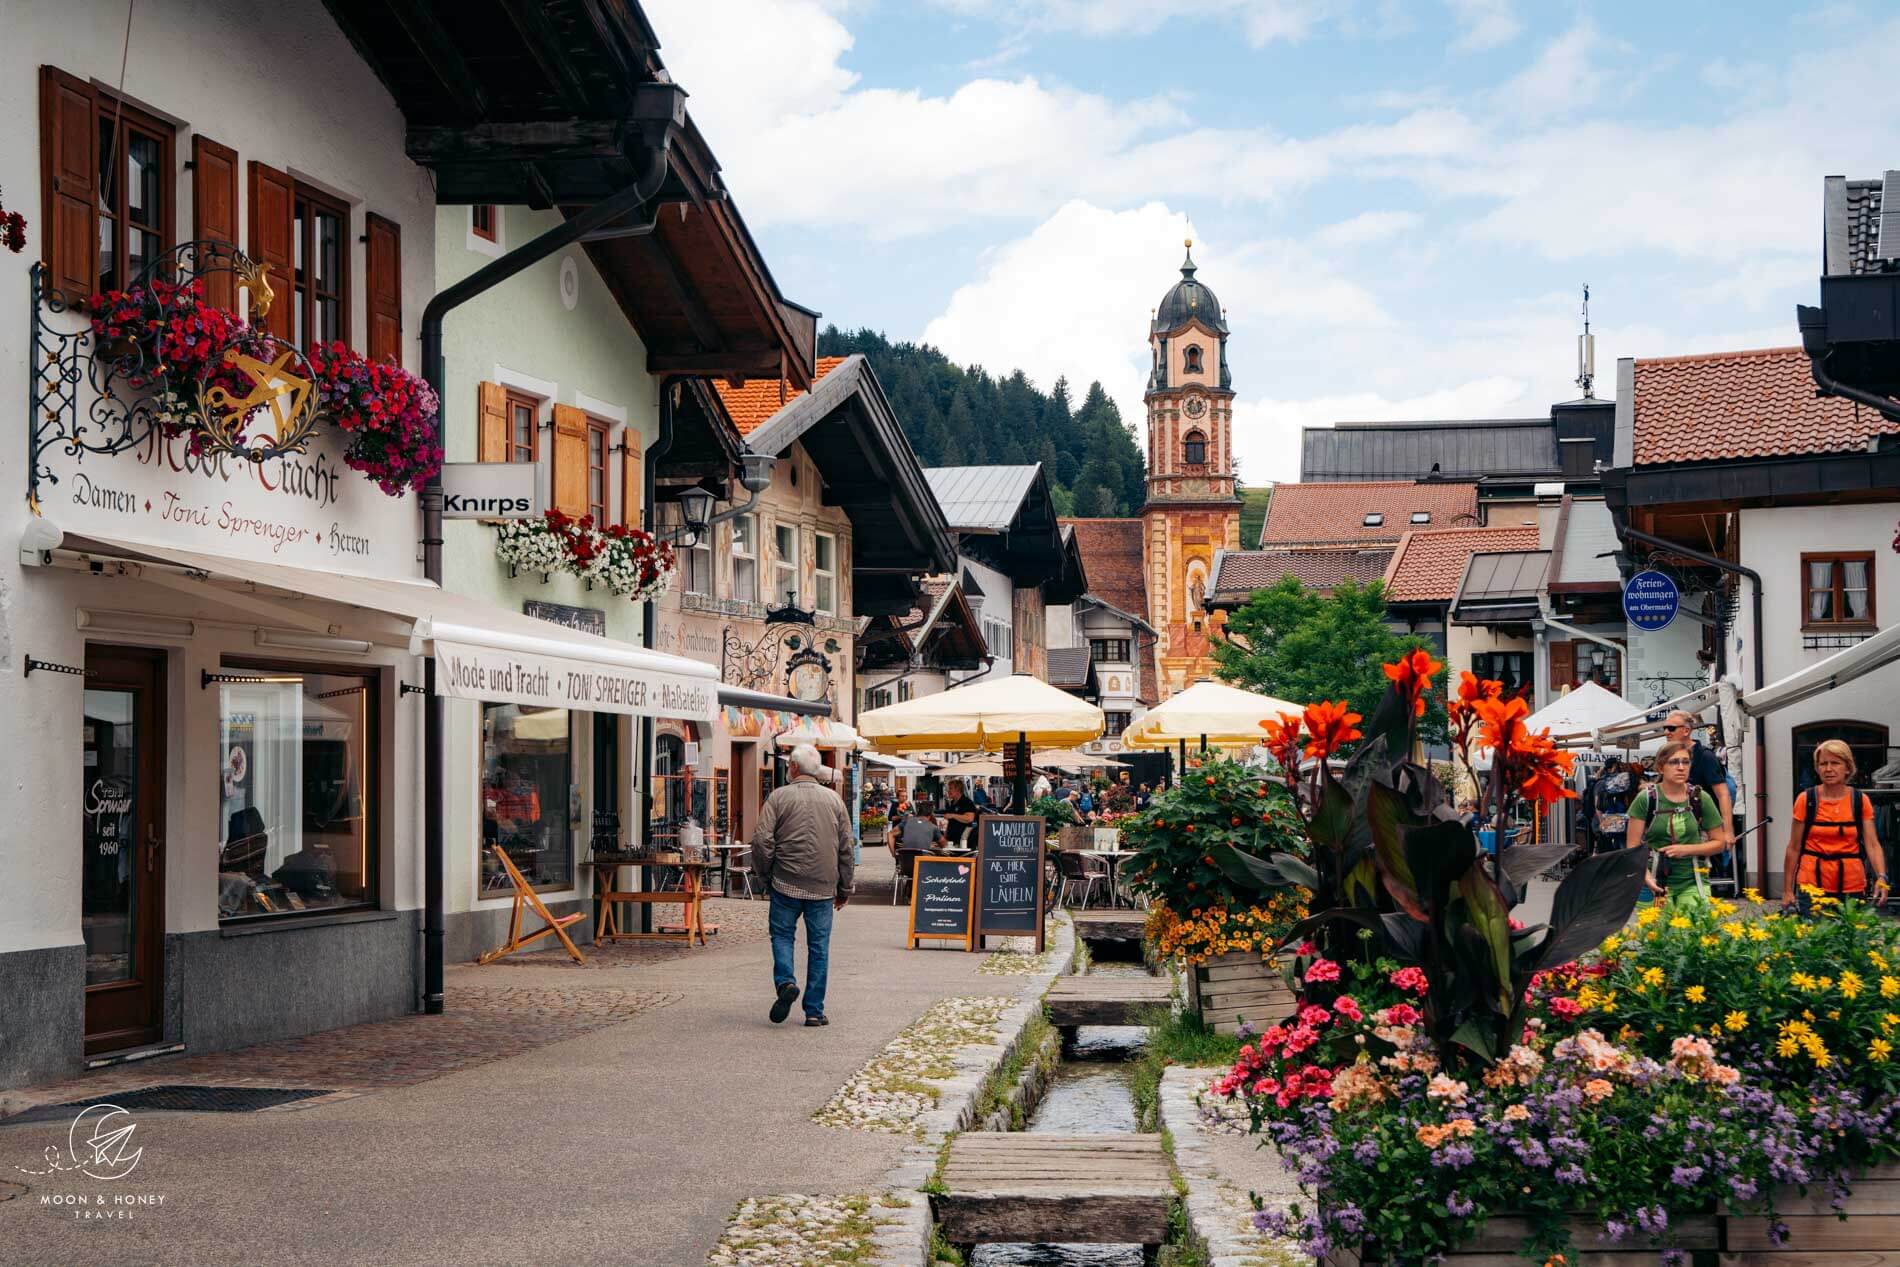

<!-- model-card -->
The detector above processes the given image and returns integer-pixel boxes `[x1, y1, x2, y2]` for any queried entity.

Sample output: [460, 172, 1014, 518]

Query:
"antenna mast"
[1576, 284, 1596, 399]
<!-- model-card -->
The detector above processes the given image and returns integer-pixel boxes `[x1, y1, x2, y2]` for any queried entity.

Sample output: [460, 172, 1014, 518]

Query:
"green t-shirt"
[1633, 786, 1722, 897]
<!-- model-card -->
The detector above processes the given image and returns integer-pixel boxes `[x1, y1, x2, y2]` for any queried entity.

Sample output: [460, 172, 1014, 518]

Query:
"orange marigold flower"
[1302, 700, 1363, 760]
[1382, 648, 1445, 717]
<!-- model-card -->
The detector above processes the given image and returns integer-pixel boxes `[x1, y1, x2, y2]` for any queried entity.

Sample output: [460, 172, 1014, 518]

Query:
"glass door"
[82, 647, 166, 1055]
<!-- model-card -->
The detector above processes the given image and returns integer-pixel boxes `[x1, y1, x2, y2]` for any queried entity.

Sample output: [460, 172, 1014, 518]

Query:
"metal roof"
[924, 466, 1044, 533]
[1301, 419, 1558, 482]
[1826, 173, 1899, 277]
[1458, 549, 1552, 601]
[1047, 646, 1096, 690]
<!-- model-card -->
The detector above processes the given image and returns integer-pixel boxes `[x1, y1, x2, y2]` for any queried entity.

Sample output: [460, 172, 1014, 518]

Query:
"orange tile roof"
[1382, 526, 1542, 604]
[1259, 481, 1480, 546]
[1632, 346, 1899, 466]
[711, 356, 850, 436]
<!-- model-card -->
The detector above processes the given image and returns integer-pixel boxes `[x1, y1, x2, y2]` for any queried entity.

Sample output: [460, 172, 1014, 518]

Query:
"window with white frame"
[731, 515, 759, 604]
[773, 523, 800, 606]
[814, 532, 838, 615]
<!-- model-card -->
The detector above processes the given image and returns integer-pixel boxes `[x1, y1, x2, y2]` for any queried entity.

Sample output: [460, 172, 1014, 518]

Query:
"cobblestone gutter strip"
[707, 1191, 910, 1267]
[1160, 1066, 1306, 1267]
[874, 914, 1078, 1267]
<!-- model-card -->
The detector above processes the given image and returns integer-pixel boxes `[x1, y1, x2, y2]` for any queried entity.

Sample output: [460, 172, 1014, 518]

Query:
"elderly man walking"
[751, 744, 856, 1027]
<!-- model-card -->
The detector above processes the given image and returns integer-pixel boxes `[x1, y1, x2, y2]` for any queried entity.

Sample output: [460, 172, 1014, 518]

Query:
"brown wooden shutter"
[39, 67, 98, 297]
[620, 436, 643, 528]
[550, 404, 589, 517]
[364, 212, 402, 364]
[1549, 640, 1575, 692]
[478, 381, 508, 463]
[191, 134, 239, 309]
[246, 161, 294, 339]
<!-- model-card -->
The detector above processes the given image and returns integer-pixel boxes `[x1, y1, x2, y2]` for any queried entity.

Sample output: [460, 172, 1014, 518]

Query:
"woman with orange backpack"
[1779, 739, 1890, 913]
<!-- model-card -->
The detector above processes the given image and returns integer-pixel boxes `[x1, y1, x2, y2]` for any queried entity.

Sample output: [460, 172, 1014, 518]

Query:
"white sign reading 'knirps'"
[439, 463, 537, 520]
[432, 639, 717, 722]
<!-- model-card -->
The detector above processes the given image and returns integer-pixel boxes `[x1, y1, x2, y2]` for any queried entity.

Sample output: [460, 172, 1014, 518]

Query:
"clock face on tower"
[1183, 395, 1207, 420]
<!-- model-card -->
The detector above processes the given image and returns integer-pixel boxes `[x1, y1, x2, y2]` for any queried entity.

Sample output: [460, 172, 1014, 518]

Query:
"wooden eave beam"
[497, 0, 593, 116]
[636, 232, 724, 353]
[406, 119, 633, 165]
[388, 0, 488, 118]
[646, 347, 783, 376]
[522, 162, 557, 211]
[576, 0, 642, 96]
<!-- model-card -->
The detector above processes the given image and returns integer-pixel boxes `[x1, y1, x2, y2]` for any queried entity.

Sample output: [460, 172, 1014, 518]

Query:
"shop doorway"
[81, 646, 167, 1055]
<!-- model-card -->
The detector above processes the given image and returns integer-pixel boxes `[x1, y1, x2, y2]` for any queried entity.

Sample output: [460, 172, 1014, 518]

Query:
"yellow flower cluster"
[1776, 1019, 1832, 1068]
[1145, 894, 1308, 966]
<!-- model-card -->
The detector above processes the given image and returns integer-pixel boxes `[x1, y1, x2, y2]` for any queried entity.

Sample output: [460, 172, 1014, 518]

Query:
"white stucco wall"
[958, 555, 1016, 682]
[1732, 503, 1900, 874]
[0, 0, 433, 958]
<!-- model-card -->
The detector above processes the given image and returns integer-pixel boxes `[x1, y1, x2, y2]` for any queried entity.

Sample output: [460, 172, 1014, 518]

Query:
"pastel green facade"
[434, 203, 656, 646]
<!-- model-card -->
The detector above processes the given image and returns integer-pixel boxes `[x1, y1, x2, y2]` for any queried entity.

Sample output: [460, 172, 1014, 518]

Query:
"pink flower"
[1304, 959, 1341, 984]
[1299, 1005, 1332, 1027]
[1332, 995, 1364, 1022]
[1390, 966, 1429, 995]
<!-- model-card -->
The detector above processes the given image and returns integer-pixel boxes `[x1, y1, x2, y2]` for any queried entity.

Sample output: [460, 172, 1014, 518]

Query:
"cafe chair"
[725, 846, 756, 900]
[892, 848, 921, 907]
[1055, 850, 1106, 910]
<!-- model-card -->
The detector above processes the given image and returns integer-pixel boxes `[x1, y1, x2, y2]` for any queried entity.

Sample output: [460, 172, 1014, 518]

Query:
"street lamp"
[675, 485, 717, 546]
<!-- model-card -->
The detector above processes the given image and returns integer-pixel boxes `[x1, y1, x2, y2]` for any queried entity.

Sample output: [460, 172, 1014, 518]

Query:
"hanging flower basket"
[308, 342, 442, 494]
[493, 510, 676, 603]
[0, 184, 26, 253]
[88, 279, 278, 451]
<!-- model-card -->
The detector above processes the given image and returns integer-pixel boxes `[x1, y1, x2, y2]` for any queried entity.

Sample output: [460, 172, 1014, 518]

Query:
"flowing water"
[972, 960, 1155, 1267]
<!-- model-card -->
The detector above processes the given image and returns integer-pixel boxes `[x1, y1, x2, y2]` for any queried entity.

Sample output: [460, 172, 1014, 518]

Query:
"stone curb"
[1161, 1065, 1298, 1267]
[871, 915, 1078, 1267]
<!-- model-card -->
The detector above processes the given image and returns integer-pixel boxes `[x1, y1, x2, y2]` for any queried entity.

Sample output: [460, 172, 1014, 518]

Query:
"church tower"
[1141, 241, 1241, 698]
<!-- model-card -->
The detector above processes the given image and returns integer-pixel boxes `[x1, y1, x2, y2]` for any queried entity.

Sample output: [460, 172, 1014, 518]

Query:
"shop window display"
[481, 704, 573, 892]
[217, 669, 376, 920]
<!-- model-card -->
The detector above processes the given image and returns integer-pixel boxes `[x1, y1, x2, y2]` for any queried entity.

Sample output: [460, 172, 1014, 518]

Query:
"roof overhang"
[946, 467, 1087, 602]
[742, 355, 956, 615]
[1602, 446, 1900, 517]
[322, 0, 814, 388]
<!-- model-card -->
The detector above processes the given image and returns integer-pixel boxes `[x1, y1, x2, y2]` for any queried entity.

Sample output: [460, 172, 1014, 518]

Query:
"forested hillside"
[817, 326, 1147, 517]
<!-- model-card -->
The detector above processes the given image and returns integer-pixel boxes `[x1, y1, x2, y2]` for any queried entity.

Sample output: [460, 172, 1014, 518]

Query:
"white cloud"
[929, 0, 1339, 46]
[1494, 22, 1616, 122]
[1445, 0, 1521, 50]
[1314, 210, 1422, 247]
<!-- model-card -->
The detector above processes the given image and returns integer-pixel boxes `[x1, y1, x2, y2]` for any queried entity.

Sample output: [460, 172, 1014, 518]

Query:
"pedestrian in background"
[1627, 740, 1727, 902]
[1781, 739, 1888, 913]
[752, 744, 855, 1027]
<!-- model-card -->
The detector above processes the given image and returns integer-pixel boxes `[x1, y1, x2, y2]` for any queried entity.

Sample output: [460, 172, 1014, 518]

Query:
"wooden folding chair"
[476, 846, 587, 965]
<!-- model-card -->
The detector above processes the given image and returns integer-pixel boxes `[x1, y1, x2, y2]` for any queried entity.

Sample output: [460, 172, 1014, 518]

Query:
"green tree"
[1212, 576, 1446, 743]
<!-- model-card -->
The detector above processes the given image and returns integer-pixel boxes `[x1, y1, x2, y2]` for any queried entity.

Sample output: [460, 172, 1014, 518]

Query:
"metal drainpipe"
[416, 145, 672, 1015]
[637, 378, 678, 934]
[1621, 525, 1769, 882]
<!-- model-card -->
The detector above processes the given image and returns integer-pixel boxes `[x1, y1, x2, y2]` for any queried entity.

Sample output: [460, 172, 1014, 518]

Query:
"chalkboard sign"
[976, 813, 1046, 952]
[907, 855, 976, 949]
[714, 770, 731, 842]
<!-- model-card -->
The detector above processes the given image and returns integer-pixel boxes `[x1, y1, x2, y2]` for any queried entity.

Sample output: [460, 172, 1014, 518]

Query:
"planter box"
[1327, 1214, 1720, 1266]
[1723, 1164, 1900, 1264]
[1183, 951, 1297, 1035]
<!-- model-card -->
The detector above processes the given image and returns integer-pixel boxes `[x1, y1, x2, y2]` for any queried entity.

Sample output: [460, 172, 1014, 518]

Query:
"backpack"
[1633, 786, 1719, 891]
[1794, 786, 1870, 894]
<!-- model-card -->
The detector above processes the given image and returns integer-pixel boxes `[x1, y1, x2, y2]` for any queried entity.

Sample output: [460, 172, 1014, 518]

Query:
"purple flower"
[1554, 1163, 1586, 1185]
[1351, 1137, 1380, 1165]
[1446, 1191, 1474, 1217]
[1602, 1218, 1628, 1242]
[1670, 1164, 1705, 1187]
[1636, 1205, 1669, 1235]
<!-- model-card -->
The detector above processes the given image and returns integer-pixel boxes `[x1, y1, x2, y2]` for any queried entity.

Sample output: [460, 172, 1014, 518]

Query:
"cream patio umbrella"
[1119, 680, 1304, 783]
[1032, 748, 1124, 770]
[858, 673, 1104, 807]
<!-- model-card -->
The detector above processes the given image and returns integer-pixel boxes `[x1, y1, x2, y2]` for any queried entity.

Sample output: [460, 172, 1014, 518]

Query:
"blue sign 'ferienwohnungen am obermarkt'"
[1623, 570, 1680, 632]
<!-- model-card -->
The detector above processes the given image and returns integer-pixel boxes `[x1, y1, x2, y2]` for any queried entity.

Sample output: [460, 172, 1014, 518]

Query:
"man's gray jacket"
[751, 777, 856, 901]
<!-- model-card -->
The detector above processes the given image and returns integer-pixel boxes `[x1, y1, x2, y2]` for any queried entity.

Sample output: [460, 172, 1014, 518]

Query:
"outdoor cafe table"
[713, 841, 750, 897]
[590, 853, 716, 947]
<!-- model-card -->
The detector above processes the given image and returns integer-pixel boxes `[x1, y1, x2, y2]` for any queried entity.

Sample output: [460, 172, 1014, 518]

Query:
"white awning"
[1736, 624, 1900, 718]
[44, 537, 718, 721]
[862, 752, 927, 775]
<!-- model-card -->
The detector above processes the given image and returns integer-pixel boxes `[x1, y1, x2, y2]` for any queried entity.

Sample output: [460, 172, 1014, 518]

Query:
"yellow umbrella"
[859, 673, 1104, 804]
[858, 673, 1104, 753]
[1120, 680, 1303, 753]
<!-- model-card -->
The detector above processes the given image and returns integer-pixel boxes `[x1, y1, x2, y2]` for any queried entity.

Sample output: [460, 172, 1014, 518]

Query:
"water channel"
[972, 958, 1157, 1267]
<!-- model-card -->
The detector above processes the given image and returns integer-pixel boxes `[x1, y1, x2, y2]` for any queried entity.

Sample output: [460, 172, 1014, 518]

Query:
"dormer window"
[1183, 344, 1204, 373]
[1410, 511, 1431, 524]
[1363, 513, 1385, 526]
[1183, 430, 1207, 466]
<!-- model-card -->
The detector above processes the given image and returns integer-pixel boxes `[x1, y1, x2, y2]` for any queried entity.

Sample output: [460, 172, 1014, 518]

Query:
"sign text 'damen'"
[432, 639, 716, 721]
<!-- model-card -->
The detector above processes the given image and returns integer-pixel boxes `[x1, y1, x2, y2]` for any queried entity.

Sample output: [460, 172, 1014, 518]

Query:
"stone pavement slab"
[0, 898, 1031, 1267]
[1161, 1064, 1305, 1267]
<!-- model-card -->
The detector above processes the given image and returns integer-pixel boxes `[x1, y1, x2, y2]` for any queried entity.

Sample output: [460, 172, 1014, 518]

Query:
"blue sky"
[643, 0, 1896, 484]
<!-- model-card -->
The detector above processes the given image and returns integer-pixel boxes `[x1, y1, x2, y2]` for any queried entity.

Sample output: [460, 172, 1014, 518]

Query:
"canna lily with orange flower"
[1381, 648, 1444, 718]
[1301, 700, 1362, 761]
[1445, 670, 1500, 765]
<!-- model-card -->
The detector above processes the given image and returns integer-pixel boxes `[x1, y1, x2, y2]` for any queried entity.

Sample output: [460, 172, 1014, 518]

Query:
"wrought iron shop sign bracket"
[28, 242, 320, 515]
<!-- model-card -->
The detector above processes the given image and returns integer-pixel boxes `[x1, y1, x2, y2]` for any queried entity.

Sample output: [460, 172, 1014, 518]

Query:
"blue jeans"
[769, 888, 835, 1018]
